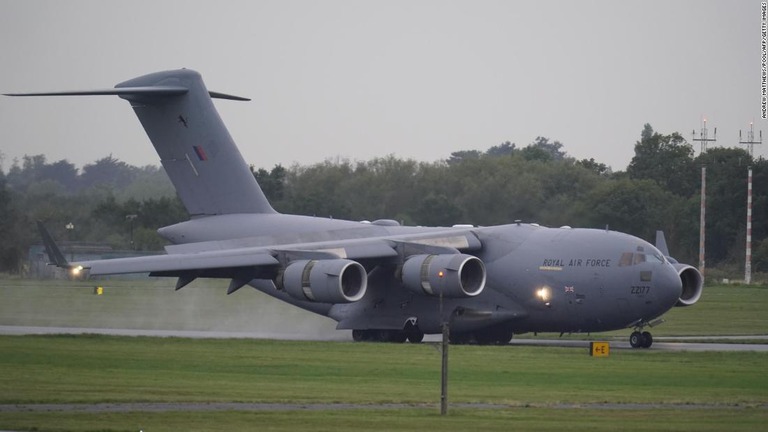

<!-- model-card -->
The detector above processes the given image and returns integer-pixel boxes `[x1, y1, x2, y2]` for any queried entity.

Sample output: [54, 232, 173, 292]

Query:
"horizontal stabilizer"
[4, 87, 249, 101]
[4, 86, 189, 98]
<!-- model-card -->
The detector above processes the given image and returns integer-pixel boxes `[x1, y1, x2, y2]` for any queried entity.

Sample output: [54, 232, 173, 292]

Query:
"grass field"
[5, 407, 767, 432]
[1, 336, 767, 431]
[0, 278, 767, 431]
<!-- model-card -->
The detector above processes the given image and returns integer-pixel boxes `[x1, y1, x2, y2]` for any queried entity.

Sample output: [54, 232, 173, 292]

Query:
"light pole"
[65, 222, 74, 261]
[437, 270, 449, 416]
[125, 214, 138, 250]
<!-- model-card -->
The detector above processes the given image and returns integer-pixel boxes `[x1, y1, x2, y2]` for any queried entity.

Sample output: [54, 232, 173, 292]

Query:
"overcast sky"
[0, 0, 763, 173]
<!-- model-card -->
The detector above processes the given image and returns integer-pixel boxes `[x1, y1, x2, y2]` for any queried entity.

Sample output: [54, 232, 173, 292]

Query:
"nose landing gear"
[628, 318, 664, 349]
[629, 330, 653, 348]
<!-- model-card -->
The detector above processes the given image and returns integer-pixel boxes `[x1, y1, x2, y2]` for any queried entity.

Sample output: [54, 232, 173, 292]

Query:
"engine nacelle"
[401, 254, 486, 298]
[280, 259, 367, 303]
[673, 263, 703, 307]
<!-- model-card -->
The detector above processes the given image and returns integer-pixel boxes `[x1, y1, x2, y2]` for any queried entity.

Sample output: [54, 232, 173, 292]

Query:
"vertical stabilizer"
[115, 69, 274, 216]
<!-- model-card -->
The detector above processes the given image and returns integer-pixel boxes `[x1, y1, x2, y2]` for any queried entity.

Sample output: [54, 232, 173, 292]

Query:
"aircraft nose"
[657, 262, 683, 307]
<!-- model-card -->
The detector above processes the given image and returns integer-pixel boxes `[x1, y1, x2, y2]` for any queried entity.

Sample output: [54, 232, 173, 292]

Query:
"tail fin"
[7, 69, 275, 217]
[37, 221, 69, 268]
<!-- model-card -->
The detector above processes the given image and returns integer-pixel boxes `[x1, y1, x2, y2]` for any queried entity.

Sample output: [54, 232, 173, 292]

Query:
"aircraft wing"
[78, 251, 280, 276]
[75, 231, 478, 276]
[38, 221, 483, 298]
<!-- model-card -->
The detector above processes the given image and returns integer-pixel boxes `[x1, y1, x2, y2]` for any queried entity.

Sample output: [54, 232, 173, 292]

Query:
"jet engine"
[280, 259, 367, 303]
[400, 254, 486, 298]
[673, 263, 703, 307]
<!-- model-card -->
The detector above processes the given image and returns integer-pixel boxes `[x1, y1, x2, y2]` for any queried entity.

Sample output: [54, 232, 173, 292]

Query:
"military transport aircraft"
[7, 69, 703, 348]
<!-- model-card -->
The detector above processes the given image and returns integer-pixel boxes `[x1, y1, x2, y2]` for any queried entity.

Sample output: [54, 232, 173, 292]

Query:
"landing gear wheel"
[497, 330, 514, 345]
[388, 330, 408, 343]
[641, 331, 653, 348]
[630, 331, 654, 348]
[474, 329, 513, 345]
[450, 331, 472, 345]
[406, 329, 424, 343]
[352, 329, 410, 343]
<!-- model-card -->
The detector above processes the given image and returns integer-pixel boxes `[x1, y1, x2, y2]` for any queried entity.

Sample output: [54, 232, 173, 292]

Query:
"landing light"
[536, 286, 551, 302]
[70, 265, 84, 276]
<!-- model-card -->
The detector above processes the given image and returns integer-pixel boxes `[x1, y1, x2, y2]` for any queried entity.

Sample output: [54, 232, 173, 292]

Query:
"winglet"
[208, 91, 251, 101]
[36, 221, 69, 268]
[655, 230, 670, 257]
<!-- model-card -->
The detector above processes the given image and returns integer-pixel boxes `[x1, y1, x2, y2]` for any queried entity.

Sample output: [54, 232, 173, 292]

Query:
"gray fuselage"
[160, 213, 683, 336]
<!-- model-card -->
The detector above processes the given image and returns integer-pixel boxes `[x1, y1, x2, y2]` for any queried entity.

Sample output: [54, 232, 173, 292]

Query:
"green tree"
[0, 176, 22, 272]
[485, 142, 516, 157]
[627, 124, 697, 197]
[521, 136, 566, 162]
[347, 156, 420, 221]
[753, 239, 768, 273]
[413, 193, 463, 226]
[696, 147, 754, 265]
[576, 158, 610, 176]
[447, 150, 482, 165]
[80, 155, 137, 191]
[577, 178, 674, 242]
[252, 164, 287, 204]
[91, 195, 185, 250]
[119, 165, 176, 201]
[5, 155, 78, 193]
[280, 160, 354, 219]
[750, 157, 768, 251]
[536, 159, 602, 227]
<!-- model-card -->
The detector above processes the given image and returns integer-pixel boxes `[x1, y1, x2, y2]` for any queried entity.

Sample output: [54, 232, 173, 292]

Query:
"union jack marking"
[193, 145, 208, 161]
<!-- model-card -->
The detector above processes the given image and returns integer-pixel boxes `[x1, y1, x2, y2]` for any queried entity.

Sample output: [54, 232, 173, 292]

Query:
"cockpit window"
[646, 253, 665, 264]
[619, 252, 665, 266]
[619, 252, 633, 267]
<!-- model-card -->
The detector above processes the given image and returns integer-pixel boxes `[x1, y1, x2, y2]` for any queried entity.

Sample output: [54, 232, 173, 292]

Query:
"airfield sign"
[590, 341, 610, 357]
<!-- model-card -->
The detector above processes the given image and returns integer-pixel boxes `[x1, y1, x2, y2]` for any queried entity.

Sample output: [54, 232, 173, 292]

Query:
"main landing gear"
[352, 328, 424, 343]
[450, 327, 514, 345]
[352, 320, 424, 343]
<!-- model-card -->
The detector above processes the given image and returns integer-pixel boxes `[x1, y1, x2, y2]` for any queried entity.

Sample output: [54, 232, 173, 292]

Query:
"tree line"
[1, 124, 766, 280]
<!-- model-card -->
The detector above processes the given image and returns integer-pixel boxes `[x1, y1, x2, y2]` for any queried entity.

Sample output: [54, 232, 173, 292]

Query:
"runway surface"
[0, 325, 347, 341]
[506, 337, 768, 352]
[2, 325, 767, 352]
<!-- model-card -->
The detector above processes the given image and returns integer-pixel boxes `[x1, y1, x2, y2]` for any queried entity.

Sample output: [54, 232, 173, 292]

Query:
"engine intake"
[401, 254, 486, 298]
[673, 264, 703, 307]
[280, 259, 367, 303]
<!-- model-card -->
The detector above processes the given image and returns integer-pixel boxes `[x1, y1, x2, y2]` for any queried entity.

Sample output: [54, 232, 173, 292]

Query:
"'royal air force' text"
[541, 258, 611, 268]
